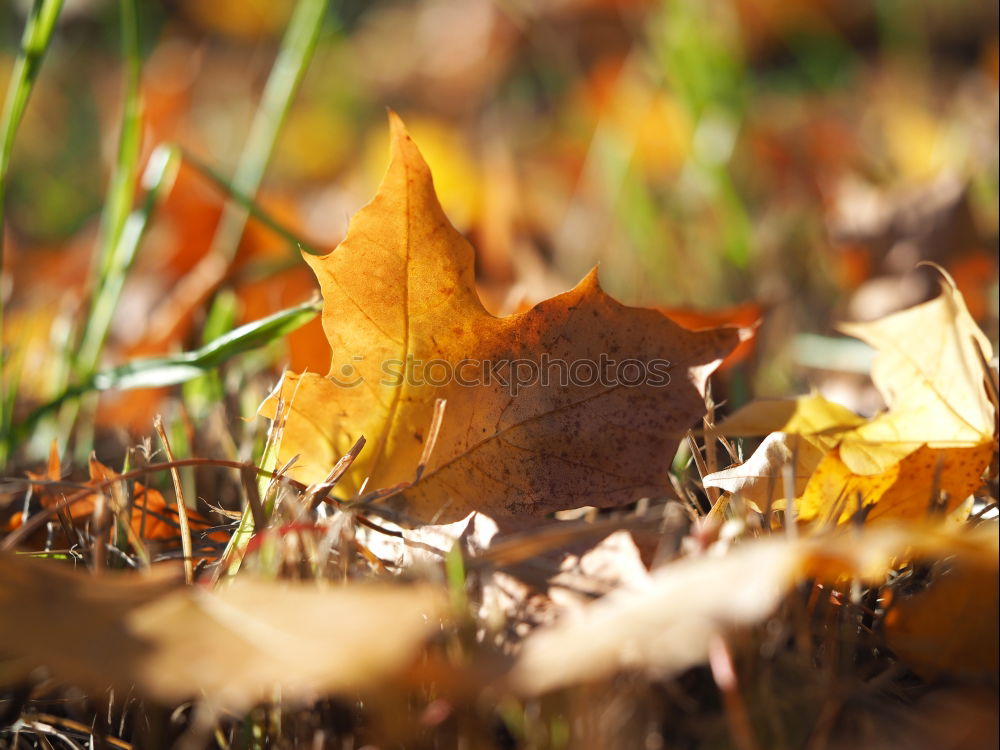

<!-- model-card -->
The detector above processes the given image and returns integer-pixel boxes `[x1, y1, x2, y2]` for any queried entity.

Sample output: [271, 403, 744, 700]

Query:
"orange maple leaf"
[263, 114, 740, 525]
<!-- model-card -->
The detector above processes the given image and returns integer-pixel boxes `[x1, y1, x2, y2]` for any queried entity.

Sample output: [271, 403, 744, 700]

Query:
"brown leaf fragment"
[17, 447, 222, 551]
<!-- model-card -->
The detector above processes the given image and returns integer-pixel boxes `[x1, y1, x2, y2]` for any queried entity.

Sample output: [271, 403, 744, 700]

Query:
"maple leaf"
[711, 271, 996, 522]
[263, 113, 739, 524]
[836, 274, 994, 475]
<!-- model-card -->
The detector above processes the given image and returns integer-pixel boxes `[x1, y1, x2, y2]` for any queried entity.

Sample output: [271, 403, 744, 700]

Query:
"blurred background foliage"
[1, 0, 997, 465]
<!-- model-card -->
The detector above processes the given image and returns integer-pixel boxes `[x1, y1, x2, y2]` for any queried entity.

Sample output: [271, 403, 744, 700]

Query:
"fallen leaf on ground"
[21, 444, 222, 548]
[262, 114, 739, 525]
[702, 432, 825, 510]
[713, 272, 995, 522]
[508, 522, 997, 695]
[659, 302, 763, 369]
[0, 553, 447, 711]
[712, 394, 865, 452]
[836, 272, 994, 475]
[798, 442, 995, 524]
[884, 553, 998, 679]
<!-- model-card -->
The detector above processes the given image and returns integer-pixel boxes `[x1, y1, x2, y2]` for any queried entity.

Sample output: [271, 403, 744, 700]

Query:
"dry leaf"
[86, 456, 223, 544]
[798, 442, 995, 524]
[20, 445, 221, 547]
[549, 529, 653, 603]
[508, 523, 997, 695]
[0, 554, 447, 710]
[714, 272, 995, 522]
[262, 113, 739, 524]
[836, 271, 994, 475]
[884, 555, 999, 679]
[509, 539, 794, 696]
[702, 432, 825, 509]
[362, 511, 500, 571]
[659, 302, 763, 369]
[713, 394, 865, 452]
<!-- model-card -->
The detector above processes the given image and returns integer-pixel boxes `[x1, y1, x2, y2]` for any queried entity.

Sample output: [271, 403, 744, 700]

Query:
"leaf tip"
[386, 107, 407, 137]
[581, 266, 602, 292]
[383, 109, 435, 187]
[386, 109, 418, 159]
[915, 260, 958, 292]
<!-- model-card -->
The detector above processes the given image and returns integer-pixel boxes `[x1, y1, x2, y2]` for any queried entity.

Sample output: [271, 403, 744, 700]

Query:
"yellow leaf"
[837, 271, 994, 475]
[713, 271, 995, 524]
[262, 113, 739, 524]
[799, 442, 995, 524]
[713, 393, 865, 453]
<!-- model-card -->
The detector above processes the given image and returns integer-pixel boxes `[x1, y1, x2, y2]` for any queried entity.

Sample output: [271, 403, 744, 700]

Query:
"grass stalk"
[55, 0, 143, 462]
[210, 0, 330, 261]
[180, 148, 325, 256]
[14, 296, 318, 444]
[0, 0, 66, 467]
[74, 0, 144, 377]
[53, 144, 179, 457]
[153, 0, 330, 323]
[154, 415, 194, 584]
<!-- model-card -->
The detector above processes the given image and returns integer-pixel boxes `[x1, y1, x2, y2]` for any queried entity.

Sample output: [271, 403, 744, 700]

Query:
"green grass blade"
[0, 0, 66, 467]
[15, 298, 320, 440]
[181, 148, 325, 256]
[93, 298, 319, 391]
[183, 290, 239, 419]
[0, 0, 65, 176]
[221, 393, 284, 578]
[77, 145, 180, 383]
[207, 0, 330, 264]
[52, 144, 180, 458]
[75, 0, 144, 377]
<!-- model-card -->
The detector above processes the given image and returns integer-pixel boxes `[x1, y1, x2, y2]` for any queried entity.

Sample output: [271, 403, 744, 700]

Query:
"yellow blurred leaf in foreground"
[509, 522, 997, 695]
[884, 557, 999, 679]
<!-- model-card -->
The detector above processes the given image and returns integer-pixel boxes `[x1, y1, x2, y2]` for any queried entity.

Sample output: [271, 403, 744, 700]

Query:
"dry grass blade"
[18, 713, 132, 750]
[153, 416, 193, 583]
[687, 429, 720, 507]
[414, 399, 447, 483]
[303, 436, 366, 511]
